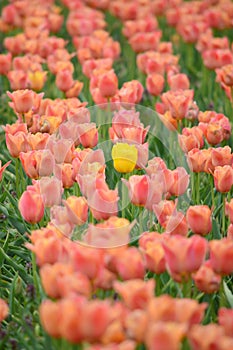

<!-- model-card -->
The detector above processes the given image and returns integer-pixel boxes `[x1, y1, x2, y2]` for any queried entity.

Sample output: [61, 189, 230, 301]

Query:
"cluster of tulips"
[0, 0, 233, 349]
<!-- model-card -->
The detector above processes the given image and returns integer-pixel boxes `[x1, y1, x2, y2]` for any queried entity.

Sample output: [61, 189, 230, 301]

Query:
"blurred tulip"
[162, 235, 208, 282]
[145, 322, 186, 350]
[0, 299, 9, 322]
[114, 247, 145, 280]
[146, 73, 164, 96]
[209, 238, 233, 275]
[226, 199, 233, 224]
[192, 260, 221, 294]
[113, 279, 155, 310]
[186, 205, 212, 235]
[218, 308, 233, 337]
[0, 52, 12, 75]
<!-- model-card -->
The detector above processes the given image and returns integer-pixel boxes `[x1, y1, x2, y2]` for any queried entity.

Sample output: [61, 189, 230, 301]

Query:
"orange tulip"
[63, 196, 88, 226]
[146, 73, 164, 96]
[145, 322, 187, 350]
[113, 279, 155, 310]
[162, 235, 208, 282]
[218, 308, 233, 337]
[209, 238, 233, 275]
[0, 299, 9, 322]
[192, 260, 221, 294]
[214, 165, 233, 193]
[186, 205, 212, 236]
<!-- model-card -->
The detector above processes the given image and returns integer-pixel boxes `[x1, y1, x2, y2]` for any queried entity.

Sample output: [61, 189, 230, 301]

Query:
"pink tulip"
[18, 189, 44, 223]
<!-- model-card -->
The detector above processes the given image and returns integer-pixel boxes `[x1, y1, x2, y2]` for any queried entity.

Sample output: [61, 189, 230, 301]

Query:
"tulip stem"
[15, 158, 20, 198]
[222, 193, 226, 236]
[31, 252, 41, 301]
[210, 174, 215, 208]
[191, 172, 195, 204]
[121, 179, 126, 218]
[181, 277, 192, 298]
[196, 172, 200, 204]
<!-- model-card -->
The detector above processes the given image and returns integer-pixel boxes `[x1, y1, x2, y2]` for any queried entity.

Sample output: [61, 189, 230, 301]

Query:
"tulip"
[129, 31, 162, 53]
[0, 52, 12, 75]
[28, 71, 47, 91]
[227, 224, 233, 239]
[7, 89, 44, 114]
[19, 150, 54, 179]
[153, 200, 176, 227]
[114, 247, 145, 280]
[188, 324, 227, 350]
[161, 89, 194, 120]
[50, 206, 74, 238]
[146, 73, 165, 96]
[169, 167, 189, 196]
[37, 176, 63, 207]
[55, 69, 74, 92]
[162, 235, 208, 282]
[192, 260, 221, 294]
[0, 299, 9, 322]
[209, 238, 233, 275]
[40, 263, 91, 299]
[113, 279, 155, 310]
[63, 196, 88, 226]
[218, 308, 233, 337]
[87, 185, 119, 221]
[206, 123, 224, 145]
[118, 80, 144, 104]
[187, 148, 214, 173]
[97, 70, 118, 98]
[46, 137, 74, 164]
[226, 199, 233, 224]
[139, 232, 166, 274]
[168, 73, 190, 91]
[26, 233, 66, 267]
[123, 175, 148, 206]
[147, 295, 207, 325]
[65, 80, 83, 98]
[84, 216, 133, 248]
[165, 211, 188, 236]
[70, 245, 104, 280]
[186, 205, 212, 235]
[145, 322, 187, 350]
[214, 165, 233, 193]
[54, 163, 74, 189]
[18, 189, 44, 223]
[39, 300, 62, 338]
[211, 146, 233, 167]
[0, 160, 11, 181]
[77, 123, 98, 148]
[112, 143, 138, 173]
[125, 310, 148, 343]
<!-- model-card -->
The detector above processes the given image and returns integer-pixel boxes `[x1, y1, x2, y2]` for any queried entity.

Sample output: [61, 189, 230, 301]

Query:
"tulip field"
[1, 0, 233, 349]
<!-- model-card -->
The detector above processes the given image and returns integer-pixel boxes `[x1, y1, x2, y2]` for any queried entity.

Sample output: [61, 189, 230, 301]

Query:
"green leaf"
[223, 281, 233, 308]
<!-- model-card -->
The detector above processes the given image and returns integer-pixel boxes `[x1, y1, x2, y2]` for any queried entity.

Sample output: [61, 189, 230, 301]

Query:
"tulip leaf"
[223, 281, 233, 308]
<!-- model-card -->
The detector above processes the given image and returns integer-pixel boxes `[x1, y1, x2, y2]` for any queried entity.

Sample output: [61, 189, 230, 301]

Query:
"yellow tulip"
[28, 71, 47, 91]
[112, 143, 138, 173]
